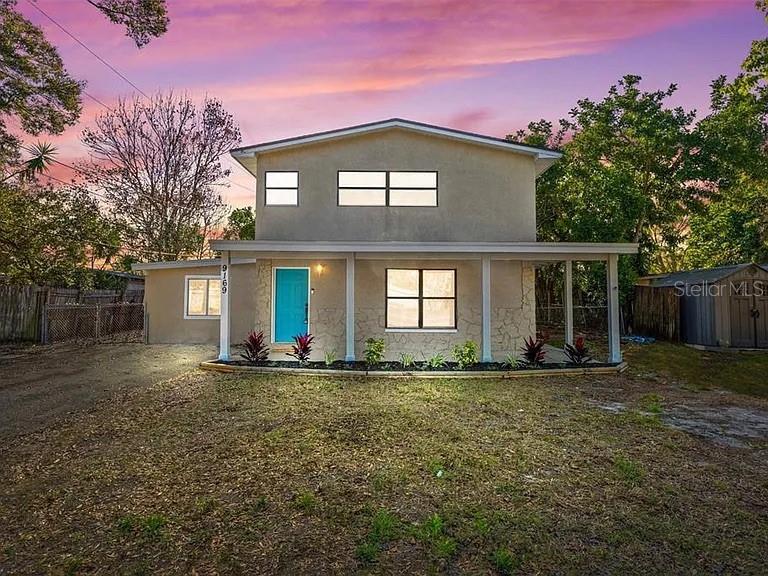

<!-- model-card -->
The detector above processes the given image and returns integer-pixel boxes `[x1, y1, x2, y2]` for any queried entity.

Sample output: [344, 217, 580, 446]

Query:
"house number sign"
[221, 264, 228, 294]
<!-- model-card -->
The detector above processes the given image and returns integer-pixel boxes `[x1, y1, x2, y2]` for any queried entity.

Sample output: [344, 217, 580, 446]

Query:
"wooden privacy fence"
[632, 285, 680, 341]
[0, 285, 144, 343]
[0, 285, 48, 342]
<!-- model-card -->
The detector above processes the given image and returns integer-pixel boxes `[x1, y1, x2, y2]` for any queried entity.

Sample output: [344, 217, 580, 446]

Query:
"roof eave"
[230, 119, 563, 161]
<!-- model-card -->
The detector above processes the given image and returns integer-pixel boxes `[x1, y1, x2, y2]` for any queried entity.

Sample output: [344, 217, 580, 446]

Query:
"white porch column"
[218, 250, 231, 361]
[345, 253, 355, 362]
[607, 253, 621, 363]
[564, 260, 574, 346]
[481, 255, 492, 362]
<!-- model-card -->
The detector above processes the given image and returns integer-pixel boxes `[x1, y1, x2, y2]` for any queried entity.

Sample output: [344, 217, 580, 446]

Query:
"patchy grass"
[613, 454, 645, 485]
[625, 341, 768, 397]
[0, 343, 767, 574]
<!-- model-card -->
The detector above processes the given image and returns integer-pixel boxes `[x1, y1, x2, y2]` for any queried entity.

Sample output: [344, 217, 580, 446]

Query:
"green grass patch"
[490, 546, 521, 575]
[115, 514, 167, 539]
[416, 513, 458, 560]
[292, 490, 318, 514]
[625, 341, 768, 397]
[613, 454, 645, 485]
[355, 508, 401, 565]
[639, 393, 663, 414]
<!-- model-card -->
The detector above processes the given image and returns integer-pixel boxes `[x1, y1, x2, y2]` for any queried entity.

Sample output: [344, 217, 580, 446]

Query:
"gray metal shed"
[635, 263, 768, 348]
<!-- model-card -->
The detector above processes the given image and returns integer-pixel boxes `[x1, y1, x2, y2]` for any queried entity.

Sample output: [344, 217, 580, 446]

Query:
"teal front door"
[274, 268, 309, 343]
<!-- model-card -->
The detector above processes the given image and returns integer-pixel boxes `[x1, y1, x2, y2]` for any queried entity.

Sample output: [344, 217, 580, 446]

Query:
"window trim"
[385, 268, 457, 330]
[184, 275, 221, 319]
[264, 170, 299, 206]
[337, 170, 438, 207]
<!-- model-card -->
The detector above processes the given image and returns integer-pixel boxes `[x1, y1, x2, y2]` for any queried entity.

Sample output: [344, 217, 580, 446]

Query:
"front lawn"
[1, 344, 767, 574]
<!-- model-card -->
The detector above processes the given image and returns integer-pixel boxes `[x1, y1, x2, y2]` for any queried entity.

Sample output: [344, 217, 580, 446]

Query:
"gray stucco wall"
[241, 128, 537, 242]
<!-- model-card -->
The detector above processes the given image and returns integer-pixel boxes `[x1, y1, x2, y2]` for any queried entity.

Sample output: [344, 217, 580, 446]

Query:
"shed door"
[756, 289, 768, 348]
[730, 280, 768, 348]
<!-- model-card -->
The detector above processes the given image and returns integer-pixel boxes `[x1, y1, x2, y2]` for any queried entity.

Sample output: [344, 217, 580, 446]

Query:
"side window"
[265, 171, 298, 205]
[185, 276, 221, 318]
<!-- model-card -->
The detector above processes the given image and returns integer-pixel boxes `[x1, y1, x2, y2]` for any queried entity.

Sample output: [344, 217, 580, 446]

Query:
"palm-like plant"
[2, 142, 57, 183]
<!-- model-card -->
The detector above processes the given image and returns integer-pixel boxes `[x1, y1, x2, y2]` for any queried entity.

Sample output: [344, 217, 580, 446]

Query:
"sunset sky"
[18, 0, 766, 207]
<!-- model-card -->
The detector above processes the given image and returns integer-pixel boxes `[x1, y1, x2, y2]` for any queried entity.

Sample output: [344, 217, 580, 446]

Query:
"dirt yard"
[0, 343, 214, 439]
[0, 342, 767, 574]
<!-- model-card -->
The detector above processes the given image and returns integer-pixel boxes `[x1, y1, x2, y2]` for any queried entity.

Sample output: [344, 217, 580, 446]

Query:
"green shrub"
[452, 340, 479, 369]
[364, 338, 386, 366]
[400, 352, 416, 369]
[324, 349, 337, 366]
[501, 352, 520, 369]
[424, 353, 447, 370]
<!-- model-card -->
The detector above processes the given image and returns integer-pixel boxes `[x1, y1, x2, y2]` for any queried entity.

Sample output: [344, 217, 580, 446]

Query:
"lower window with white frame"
[185, 276, 221, 318]
[386, 268, 456, 329]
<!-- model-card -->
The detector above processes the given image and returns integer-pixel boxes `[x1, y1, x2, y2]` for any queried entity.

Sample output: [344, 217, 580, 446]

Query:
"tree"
[81, 93, 241, 261]
[224, 207, 255, 240]
[0, 142, 57, 183]
[0, 181, 123, 286]
[515, 76, 701, 304]
[0, 0, 168, 171]
[85, 0, 168, 47]
[686, 3, 768, 267]
[0, 0, 81, 168]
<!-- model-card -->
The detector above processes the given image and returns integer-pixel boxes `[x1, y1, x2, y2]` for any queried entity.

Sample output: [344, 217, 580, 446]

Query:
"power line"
[21, 0, 255, 197]
[24, 0, 149, 98]
[2, 65, 110, 110]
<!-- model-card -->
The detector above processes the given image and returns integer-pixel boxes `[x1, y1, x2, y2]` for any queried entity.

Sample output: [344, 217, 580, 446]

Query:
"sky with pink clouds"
[16, 0, 767, 207]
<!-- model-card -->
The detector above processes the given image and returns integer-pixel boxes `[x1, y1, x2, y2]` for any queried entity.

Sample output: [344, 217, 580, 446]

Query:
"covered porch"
[210, 240, 637, 365]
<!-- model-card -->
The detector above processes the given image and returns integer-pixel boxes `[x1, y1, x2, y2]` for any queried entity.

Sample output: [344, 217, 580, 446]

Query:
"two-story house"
[134, 119, 637, 364]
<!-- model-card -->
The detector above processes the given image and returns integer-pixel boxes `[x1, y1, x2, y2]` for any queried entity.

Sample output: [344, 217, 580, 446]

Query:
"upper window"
[265, 171, 298, 205]
[338, 171, 437, 206]
[386, 269, 455, 329]
[185, 276, 221, 318]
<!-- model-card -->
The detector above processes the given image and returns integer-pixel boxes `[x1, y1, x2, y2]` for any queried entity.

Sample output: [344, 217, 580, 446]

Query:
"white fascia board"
[131, 257, 262, 271]
[209, 240, 638, 255]
[230, 119, 562, 160]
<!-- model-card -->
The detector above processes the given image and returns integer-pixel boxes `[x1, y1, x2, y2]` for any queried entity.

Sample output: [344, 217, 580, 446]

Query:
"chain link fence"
[43, 303, 144, 344]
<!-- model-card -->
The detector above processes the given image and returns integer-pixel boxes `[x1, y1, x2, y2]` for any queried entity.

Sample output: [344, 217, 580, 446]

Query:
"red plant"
[564, 335, 592, 365]
[287, 333, 314, 365]
[241, 330, 269, 363]
[521, 335, 546, 368]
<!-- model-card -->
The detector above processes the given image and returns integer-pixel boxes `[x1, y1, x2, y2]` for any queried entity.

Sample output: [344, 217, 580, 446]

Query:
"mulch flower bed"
[213, 360, 619, 371]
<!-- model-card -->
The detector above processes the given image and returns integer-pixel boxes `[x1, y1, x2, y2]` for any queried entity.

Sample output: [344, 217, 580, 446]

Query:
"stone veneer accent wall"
[254, 259, 346, 362]
[491, 261, 536, 360]
[248, 258, 534, 363]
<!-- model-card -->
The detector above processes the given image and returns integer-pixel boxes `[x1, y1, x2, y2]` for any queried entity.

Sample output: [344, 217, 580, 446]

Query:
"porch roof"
[210, 240, 638, 255]
[132, 241, 637, 271]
